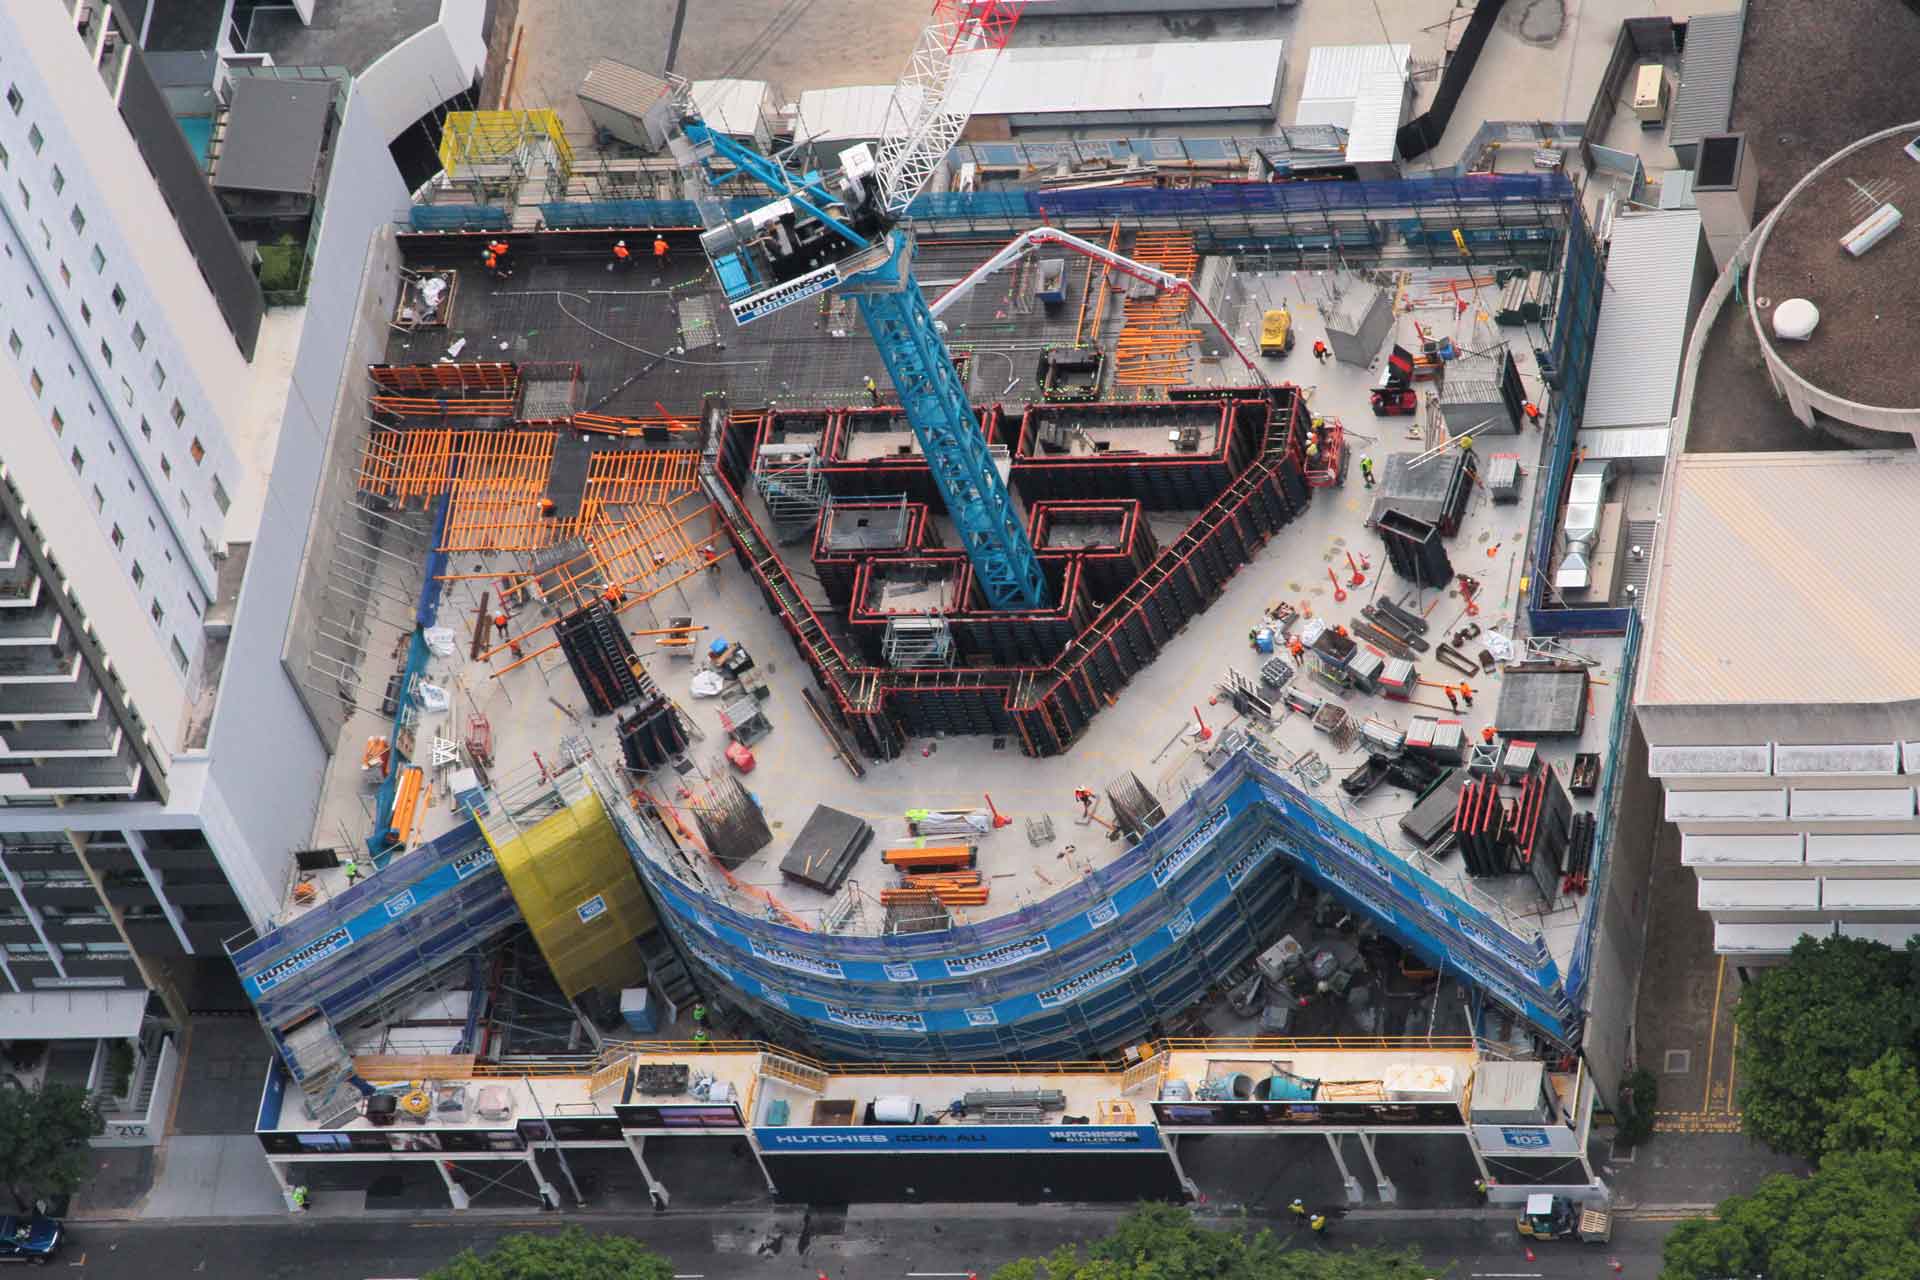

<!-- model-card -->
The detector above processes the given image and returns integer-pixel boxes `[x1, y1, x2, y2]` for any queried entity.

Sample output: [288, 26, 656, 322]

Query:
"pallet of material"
[882, 844, 976, 871]
[1317, 1079, 1389, 1102]
[899, 870, 983, 889]
[879, 885, 989, 907]
[779, 804, 874, 893]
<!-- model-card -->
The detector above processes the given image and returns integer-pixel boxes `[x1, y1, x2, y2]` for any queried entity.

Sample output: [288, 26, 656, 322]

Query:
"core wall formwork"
[710, 390, 1307, 757]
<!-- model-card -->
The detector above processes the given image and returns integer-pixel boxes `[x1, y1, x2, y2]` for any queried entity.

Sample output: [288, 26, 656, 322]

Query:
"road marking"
[1699, 955, 1726, 1114]
[1471, 1273, 1542, 1278]
[673, 1273, 707, 1277]
[1724, 1023, 1740, 1113]
[906, 1273, 977, 1277]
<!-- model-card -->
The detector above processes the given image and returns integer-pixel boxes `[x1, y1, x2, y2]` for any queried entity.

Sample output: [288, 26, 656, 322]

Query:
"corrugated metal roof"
[1575, 426, 1671, 461]
[1659, 168, 1697, 209]
[577, 58, 672, 117]
[1299, 43, 1410, 102]
[1668, 10, 1745, 147]
[1293, 98, 1354, 130]
[1581, 210, 1703, 430]
[1639, 453, 1920, 706]
[794, 85, 921, 145]
[1345, 73, 1406, 165]
[690, 79, 772, 139]
[958, 40, 1285, 117]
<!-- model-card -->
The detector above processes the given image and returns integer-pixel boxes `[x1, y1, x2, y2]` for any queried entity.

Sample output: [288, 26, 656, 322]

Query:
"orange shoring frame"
[1114, 231, 1200, 386]
[477, 502, 725, 663]
[483, 549, 738, 675]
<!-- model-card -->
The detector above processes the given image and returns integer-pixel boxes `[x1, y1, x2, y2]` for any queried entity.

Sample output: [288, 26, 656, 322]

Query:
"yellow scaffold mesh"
[484, 789, 654, 999]
[438, 109, 574, 186]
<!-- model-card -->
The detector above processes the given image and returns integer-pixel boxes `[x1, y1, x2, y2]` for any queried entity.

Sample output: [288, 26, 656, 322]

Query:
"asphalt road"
[50, 1208, 1679, 1279]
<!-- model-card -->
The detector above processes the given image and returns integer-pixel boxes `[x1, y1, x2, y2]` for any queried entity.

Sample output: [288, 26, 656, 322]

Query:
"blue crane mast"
[671, 6, 1047, 610]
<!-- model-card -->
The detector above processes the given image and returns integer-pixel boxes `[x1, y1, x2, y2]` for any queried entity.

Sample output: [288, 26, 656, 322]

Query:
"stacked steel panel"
[811, 499, 937, 607]
[1030, 499, 1158, 601]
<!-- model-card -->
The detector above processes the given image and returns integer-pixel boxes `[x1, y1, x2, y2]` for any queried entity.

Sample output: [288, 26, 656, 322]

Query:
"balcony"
[0, 676, 104, 721]
[0, 646, 83, 684]
[0, 598, 63, 648]
[0, 720, 123, 760]
[0, 751, 143, 801]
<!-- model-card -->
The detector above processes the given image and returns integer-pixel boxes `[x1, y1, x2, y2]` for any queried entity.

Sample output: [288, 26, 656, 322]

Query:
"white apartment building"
[0, 0, 484, 1063]
[1637, 451, 1920, 971]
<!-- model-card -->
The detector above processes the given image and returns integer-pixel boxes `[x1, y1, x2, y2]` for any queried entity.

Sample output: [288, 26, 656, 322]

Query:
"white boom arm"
[927, 226, 1266, 382]
[873, 3, 1021, 215]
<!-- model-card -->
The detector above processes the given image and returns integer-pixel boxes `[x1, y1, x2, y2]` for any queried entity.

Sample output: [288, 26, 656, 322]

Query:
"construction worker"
[692, 1002, 708, 1026]
[864, 375, 880, 406]
[1457, 433, 1474, 452]
[652, 234, 670, 265]
[1311, 339, 1330, 364]
[1308, 1212, 1330, 1237]
[1458, 681, 1474, 707]
[1287, 1197, 1307, 1220]
[1523, 401, 1542, 427]
[487, 239, 511, 262]
[493, 610, 510, 633]
[1481, 725, 1496, 744]
[1359, 455, 1375, 488]
[1073, 787, 1096, 818]
[341, 857, 360, 887]
[692, 1027, 709, 1044]
[1473, 1178, 1490, 1200]
[705, 543, 721, 576]
[291, 1184, 310, 1211]
[603, 583, 625, 607]
[1443, 686, 1459, 712]
[612, 239, 632, 269]
[538, 496, 556, 518]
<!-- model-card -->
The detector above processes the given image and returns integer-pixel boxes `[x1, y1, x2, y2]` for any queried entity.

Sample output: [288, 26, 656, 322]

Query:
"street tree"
[990, 1202, 1433, 1280]
[1732, 934, 1920, 1157]
[423, 1227, 676, 1280]
[1661, 1150, 1920, 1280]
[0, 1081, 102, 1211]
[1821, 1048, 1920, 1154]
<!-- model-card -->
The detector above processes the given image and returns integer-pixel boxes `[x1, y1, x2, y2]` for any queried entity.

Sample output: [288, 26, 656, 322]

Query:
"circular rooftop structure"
[1749, 125, 1920, 437]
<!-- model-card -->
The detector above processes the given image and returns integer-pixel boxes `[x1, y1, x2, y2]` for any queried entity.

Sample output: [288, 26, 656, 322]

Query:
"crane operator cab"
[695, 141, 897, 325]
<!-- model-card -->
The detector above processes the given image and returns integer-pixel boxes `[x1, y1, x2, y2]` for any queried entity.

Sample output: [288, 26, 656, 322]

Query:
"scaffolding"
[227, 820, 521, 1114]
[478, 770, 655, 1000]
[438, 110, 576, 204]
[1114, 231, 1200, 388]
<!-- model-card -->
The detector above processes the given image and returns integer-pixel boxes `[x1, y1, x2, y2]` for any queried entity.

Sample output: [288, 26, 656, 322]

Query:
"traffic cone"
[1609, 1260, 1623, 1274]
[1524, 1247, 1536, 1262]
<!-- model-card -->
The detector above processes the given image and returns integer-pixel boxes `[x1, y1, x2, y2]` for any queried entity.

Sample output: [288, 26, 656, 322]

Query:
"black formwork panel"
[823, 464, 947, 507]
[1010, 459, 1235, 510]
[717, 417, 757, 489]
[887, 686, 1015, 738]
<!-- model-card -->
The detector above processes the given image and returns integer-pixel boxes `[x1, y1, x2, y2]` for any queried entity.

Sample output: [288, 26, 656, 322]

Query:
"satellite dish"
[1773, 298, 1819, 341]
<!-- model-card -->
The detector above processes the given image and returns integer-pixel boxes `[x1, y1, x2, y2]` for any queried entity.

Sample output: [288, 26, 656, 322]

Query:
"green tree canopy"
[423, 1227, 676, 1280]
[0, 1081, 102, 1211]
[1661, 1150, 1920, 1280]
[1733, 934, 1920, 1157]
[1821, 1048, 1920, 1154]
[991, 1202, 1433, 1280]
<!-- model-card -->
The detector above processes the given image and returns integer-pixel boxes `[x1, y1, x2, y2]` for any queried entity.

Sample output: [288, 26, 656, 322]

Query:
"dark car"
[0, 1216, 61, 1264]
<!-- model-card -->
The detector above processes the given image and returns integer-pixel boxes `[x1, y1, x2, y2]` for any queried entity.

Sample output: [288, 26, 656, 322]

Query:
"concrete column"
[628, 1135, 671, 1209]
[1465, 1132, 1493, 1185]
[525, 1151, 561, 1210]
[1356, 1132, 1395, 1203]
[265, 1156, 300, 1213]
[743, 1132, 777, 1195]
[1161, 1134, 1201, 1202]
[437, 1159, 471, 1210]
[1324, 1133, 1364, 1204]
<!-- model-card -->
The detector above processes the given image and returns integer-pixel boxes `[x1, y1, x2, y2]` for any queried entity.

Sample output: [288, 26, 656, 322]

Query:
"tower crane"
[672, 2, 1049, 609]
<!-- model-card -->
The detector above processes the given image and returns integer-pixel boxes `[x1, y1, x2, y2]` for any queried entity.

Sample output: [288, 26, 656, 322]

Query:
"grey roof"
[1581, 210, 1703, 430]
[1668, 10, 1745, 147]
[578, 58, 674, 117]
[213, 79, 332, 196]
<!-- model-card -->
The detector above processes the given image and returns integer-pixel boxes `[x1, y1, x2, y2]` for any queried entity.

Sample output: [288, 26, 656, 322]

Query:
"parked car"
[0, 1216, 61, 1264]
